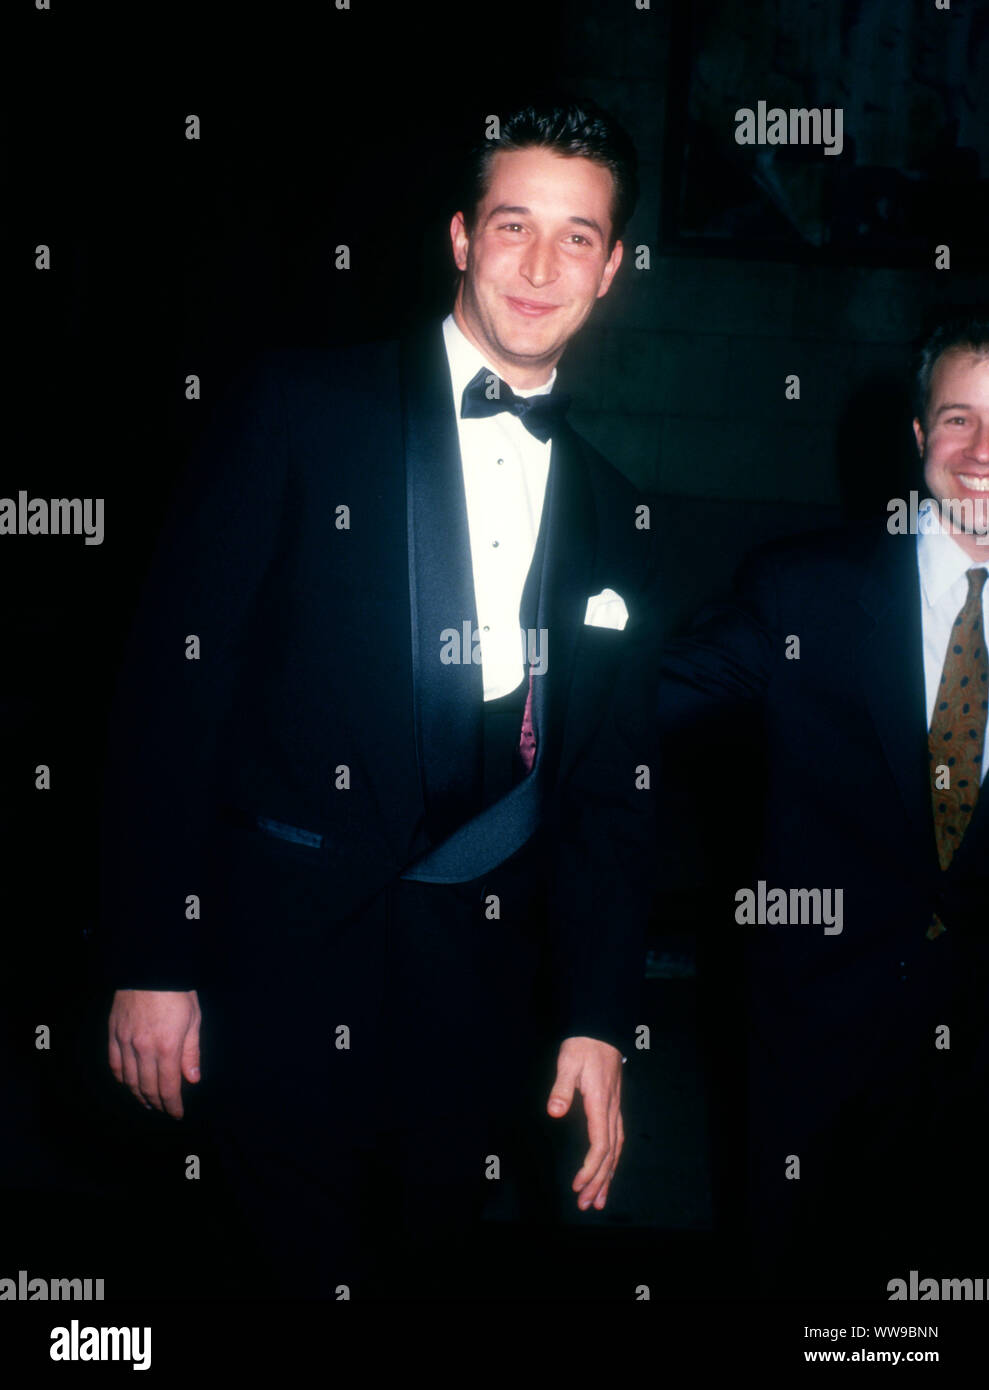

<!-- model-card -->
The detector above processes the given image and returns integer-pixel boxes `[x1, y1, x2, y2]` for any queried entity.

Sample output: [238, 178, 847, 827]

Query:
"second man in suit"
[654, 315, 989, 1297]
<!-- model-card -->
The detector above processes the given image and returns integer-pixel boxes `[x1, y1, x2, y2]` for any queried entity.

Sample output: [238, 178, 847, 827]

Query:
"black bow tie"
[460, 367, 571, 443]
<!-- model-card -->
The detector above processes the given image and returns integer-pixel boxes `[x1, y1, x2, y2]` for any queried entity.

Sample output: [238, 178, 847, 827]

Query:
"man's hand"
[108, 989, 202, 1119]
[546, 1035, 624, 1211]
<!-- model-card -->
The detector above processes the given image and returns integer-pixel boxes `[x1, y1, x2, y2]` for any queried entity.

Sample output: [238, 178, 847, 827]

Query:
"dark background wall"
[5, 0, 987, 1300]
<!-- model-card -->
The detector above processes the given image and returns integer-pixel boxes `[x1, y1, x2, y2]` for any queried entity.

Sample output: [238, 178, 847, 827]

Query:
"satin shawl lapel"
[531, 422, 596, 775]
[401, 327, 482, 842]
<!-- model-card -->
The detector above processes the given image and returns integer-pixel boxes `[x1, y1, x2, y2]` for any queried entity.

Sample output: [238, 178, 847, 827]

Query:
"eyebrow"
[933, 403, 974, 416]
[485, 204, 605, 238]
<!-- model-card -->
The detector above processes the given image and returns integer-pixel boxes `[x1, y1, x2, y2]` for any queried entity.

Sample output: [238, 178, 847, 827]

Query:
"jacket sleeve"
[546, 546, 780, 1054]
[545, 565, 664, 1056]
[97, 359, 292, 990]
[658, 547, 779, 724]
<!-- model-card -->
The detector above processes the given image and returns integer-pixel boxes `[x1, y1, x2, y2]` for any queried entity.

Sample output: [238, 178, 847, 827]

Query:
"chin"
[508, 333, 557, 357]
[493, 332, 553, 363]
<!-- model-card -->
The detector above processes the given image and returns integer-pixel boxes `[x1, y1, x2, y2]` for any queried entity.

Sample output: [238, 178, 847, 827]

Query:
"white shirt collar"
[917, 497, 988, 607]
[442, 312, 556, 413]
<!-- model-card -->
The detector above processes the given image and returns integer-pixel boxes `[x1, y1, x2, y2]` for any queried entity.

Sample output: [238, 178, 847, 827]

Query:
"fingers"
[593, 1106, 625, 1212]
[130, 1041, 188, 1116]
[159, 1049, 191, 1119]
[547, 1058, 578, 1118]
[552, 1039, 626, 1211]
[180, 1014, 202, 1087]
[108, 1027, 123, 1085]
[118, 1035, 147, 1109]
[573, 1088, 613, 1210]
[110, 1026, 150, 1113]
[574, 1092, 625, 1211]
[107, 991, 200, 1119]
[136, 1047, 165, 1113]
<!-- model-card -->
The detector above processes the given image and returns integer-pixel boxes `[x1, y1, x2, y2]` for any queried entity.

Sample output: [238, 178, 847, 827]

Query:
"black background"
[4, 0, 989, 1348]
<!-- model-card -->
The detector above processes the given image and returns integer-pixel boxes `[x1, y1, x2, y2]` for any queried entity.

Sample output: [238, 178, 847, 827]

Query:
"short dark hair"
[913, 312, 989, 425]
[460, 96, 639, 248]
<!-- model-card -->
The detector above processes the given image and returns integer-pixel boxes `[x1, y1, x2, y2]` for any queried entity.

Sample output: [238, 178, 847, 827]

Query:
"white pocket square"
[583, 588, 629, 630]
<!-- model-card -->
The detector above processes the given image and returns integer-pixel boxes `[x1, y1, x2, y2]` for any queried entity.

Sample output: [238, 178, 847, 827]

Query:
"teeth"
[957, 475, 989, 492]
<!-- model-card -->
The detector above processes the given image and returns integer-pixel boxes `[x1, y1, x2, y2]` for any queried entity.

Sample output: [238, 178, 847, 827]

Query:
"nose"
[967, 420, 989, 464]
[519, 235, 558, 289]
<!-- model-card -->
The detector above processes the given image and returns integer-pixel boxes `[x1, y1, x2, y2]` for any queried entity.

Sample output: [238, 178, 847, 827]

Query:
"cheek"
[923, 438, 954, 481]
[929, 434, 958, 462]
[477, 248, 519, 287]
[568, 263, 607, 302]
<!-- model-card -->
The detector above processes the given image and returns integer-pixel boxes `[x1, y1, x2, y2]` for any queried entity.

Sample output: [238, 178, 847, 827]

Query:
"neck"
[452, 291, 557, 391]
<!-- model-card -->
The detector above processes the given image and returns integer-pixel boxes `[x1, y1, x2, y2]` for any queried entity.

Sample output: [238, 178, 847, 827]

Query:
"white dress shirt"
[442, 312, 555, 701]
[916, 500, 989, 783]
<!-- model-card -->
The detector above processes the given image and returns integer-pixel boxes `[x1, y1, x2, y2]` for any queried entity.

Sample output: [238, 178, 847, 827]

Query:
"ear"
[912, 416, 926, 458]
[595, 238, 624, 300]
[450, 211, 470, 272]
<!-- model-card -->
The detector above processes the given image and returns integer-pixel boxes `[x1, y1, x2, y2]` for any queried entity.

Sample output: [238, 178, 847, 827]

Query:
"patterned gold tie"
[926, 566, 988, 938]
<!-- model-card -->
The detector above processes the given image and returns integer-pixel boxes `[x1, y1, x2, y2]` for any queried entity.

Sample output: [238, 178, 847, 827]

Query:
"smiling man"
[100, 98, 660, 1299]
[451, 142, 622, 381]
[914, 335, 989, 554]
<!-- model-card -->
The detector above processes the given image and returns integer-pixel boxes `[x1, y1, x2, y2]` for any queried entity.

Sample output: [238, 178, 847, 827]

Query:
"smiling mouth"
[505, 296, 559, 316]
[956, 474, 989, 492]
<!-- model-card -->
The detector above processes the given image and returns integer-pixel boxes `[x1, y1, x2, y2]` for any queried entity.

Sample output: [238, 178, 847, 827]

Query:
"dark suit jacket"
[98, 321, 661, 1052]
[657, 520, 989, 1150]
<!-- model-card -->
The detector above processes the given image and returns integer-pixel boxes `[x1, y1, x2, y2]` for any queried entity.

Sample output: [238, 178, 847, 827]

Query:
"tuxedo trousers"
[198, 834, 546, 1299]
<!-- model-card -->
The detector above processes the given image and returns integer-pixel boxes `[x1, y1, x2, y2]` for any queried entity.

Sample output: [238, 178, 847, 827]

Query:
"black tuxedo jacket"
[98, 321, 660, 1050]
[657, 521, 989, 1140]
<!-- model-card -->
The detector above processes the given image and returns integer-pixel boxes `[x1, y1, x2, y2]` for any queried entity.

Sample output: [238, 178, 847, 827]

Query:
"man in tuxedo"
[654, 315, 989, 1297]
[100, 98, 659, 1298]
